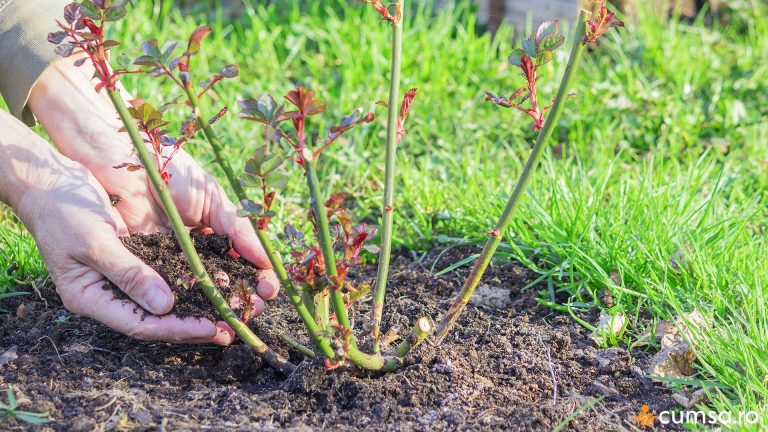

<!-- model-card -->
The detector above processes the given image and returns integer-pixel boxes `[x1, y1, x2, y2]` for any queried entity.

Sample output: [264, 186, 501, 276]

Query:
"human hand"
[2, 115, 232, 343]
[28, 57, 279, 308]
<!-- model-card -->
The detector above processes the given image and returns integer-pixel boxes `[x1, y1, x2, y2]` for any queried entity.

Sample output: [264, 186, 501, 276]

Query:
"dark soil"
[110, 233, 262, 322]
[0, 234, 678, 431]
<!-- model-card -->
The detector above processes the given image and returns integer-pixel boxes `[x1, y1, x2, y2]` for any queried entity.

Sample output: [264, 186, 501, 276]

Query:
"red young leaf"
[187, 26, 211, 55]
[397, 88, 417, 143]
[285, 88, 326, 118]
[325, 192, 348, 210]
[584, 0, 624, 43]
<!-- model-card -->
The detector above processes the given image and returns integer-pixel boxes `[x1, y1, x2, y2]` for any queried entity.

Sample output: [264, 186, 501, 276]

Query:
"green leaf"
[508, 54, 523, 66]
[535, 19, 560, 42]
[266, 172, 290, 189]
[13, 411, 50, 425]
[239, 199, 262, 217]
[246, 145, 268, 172]
[101, 40, 120, 49]
[144, 119, 170, 131]
[79, 1, 101, 19]
[259, 155, 283, 176]
[141, 40, 161, 58]
[116, 53, 132, 69]
[264, 124, 282, 141]
[160, 41, 179, 64]
[6, 389, 16, 408]
[521, 36, 537, 58]
[257, 94, 277, 118]
[535, 50, 553, 66]
[134, 55, 158, 67]
[239, 174, 261, 188]
[537, 34, 565, 52]
[239, 94, 278, 124]
[104, 5, 126, 21]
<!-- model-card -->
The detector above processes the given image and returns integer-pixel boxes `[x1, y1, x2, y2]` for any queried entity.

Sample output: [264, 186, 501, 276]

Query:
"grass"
[0, 0, 766, 428]
[0, 211, 46, 300]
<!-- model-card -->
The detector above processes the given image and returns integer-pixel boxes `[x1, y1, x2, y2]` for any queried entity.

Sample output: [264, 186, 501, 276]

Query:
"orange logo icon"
[634, 405, 657, 428]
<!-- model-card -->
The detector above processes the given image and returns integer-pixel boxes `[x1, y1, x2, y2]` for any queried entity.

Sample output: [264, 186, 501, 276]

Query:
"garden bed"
[0, 234, 678, 431]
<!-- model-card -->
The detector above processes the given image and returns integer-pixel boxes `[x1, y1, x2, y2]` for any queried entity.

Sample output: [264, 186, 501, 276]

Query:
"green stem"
[433, 10, 590, 345]
[183, 88, 337, 360]
[106, 89, 295, 374]
[344, 318, 429, 371]
[371, 0, 405, 354]
[300, 159, 428, 371]
[395, 317, 431, 357]
[280, 334, 316, 358]
[347, 346, 401, 372]
[255, 229, 336, 359]
[303, 158, 351, 331]
[184, 87, 247, 200]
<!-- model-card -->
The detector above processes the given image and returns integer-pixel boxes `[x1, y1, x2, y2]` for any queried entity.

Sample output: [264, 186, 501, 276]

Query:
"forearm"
[29, 55, 136, 175]
[0, 111, 67, 208]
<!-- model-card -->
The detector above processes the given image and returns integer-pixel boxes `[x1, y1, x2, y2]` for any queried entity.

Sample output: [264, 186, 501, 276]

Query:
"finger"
[82, 234, 174, 315]
[257, 270, 279, 300]
[251, 296, 266, 317]
[188, 323, 234, 345]
[202, 181, 273, 270]
[70, 280, 221, 343]
[212, 322, 236, 345]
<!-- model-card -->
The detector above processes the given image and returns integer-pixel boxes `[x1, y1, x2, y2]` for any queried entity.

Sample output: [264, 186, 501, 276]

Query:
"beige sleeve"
[0, 0, 70, 126]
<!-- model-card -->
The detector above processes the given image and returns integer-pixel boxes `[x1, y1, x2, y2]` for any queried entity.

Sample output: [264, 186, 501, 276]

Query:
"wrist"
[28, 56, 135, 172]
[0, 111, 79, 225]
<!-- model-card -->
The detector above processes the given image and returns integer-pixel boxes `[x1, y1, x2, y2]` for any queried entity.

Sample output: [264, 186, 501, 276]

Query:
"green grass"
[1, 0, 767, 428]
[0, 211, 46, 298]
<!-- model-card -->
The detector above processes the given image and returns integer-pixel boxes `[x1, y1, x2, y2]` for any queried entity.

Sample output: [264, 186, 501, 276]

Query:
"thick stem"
[347, 346, 401, 372]
[395, 317, 432, 357]
[183, 89, 337, 359]
[371, 0, 405, 353]
[433, 10, 590, 344]
[314, 290, 330, 328]
[106, 89, 295, 374]
[344, 318, 428, 371]
[303, 158, 351, 331]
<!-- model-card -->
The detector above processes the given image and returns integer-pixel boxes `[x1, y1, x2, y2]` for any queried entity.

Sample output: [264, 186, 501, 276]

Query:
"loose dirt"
[0, 234, 677, 431]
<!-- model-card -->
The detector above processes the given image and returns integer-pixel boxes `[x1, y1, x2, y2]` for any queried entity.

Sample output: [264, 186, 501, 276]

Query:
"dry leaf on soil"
[591, 311, 626, 344]
[646, 309, 710, 382]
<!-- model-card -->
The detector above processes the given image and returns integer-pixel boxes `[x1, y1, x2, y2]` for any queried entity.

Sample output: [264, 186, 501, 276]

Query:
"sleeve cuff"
[0, 0, 71, 126]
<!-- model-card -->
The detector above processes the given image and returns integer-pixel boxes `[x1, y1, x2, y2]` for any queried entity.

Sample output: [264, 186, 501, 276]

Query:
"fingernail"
[145, 286, 171, 314]
[211, 324, 235, 345]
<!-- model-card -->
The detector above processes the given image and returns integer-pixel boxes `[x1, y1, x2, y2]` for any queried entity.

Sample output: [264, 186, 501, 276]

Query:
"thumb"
[85, 235, 174, 315]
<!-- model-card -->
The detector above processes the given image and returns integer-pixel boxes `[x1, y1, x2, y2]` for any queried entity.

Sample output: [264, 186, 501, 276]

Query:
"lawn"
[1, 0, 766, 429]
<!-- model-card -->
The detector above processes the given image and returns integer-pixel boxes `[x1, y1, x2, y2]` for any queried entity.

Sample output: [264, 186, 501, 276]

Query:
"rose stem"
[106, 88, 295, 374]
[433, 10, 590, 344]
[372, 0, 405, 354]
